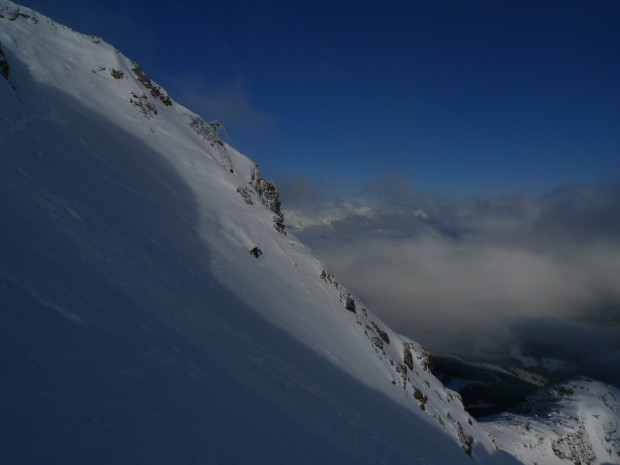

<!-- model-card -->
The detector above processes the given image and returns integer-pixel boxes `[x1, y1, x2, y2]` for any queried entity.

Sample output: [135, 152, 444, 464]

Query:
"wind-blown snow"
[0, 2, 617, 464]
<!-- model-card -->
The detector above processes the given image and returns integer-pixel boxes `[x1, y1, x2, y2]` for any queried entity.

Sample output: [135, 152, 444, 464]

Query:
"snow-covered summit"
[0, 2, 618, 464]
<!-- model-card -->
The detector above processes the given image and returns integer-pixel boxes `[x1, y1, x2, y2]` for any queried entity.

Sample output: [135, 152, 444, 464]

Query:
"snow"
[0, 2, 618, 464]
[481, 379, 620, 465]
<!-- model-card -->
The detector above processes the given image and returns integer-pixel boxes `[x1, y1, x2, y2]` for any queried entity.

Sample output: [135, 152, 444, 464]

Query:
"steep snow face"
[0, 2, 509, 464]
[482, 379, 620, 465]
[1, 3, 617, 465]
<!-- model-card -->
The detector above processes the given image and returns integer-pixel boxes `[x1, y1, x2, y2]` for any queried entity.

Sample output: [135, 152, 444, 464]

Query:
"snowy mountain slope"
[0, 2, 617, 464]
[0, 2, 513, 464]
[482, 379, 620, 465]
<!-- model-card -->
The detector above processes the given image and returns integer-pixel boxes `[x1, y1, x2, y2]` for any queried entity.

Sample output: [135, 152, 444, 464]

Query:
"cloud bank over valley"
[281, 175, 620, 384]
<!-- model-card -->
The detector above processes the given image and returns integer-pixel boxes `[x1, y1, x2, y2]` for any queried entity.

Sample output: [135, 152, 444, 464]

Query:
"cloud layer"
[281, 175, 620, 376]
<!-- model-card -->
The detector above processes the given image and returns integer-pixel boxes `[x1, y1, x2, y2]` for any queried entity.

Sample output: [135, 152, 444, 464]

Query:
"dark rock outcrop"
[0, 43, 9, 80]
[130, 92, 157, 118]
[0, 3, 38, 23]
[371, 321, 390, 344]
[250, 167, 285, 235]
[188, 115, 234, 173]
[455, 421, 474, 455]
[403, 341, 434, 374]
[273, 216, 286, 235]
[250, 167, 282, 216]
[110, 68, 124, 80]
[403, 345, 414, 371]
[320, 270, 339, 288]
[131, 61, 172, 106]
[189, 115, 218, 140]
[237, 187, 254, 205]
[372, 336, 384, 350]
[343, 293, 356, 313]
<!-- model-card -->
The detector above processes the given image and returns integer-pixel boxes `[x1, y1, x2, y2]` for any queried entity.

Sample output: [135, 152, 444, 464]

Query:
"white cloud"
[282, 175, 620, 372]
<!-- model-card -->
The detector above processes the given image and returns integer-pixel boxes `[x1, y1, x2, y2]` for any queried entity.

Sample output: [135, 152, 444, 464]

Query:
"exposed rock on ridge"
[131, 61, 172, 107]
[250, 166, 286, 234]
[319, 267, 476, 455]
[188, 115, 235, 173]
[0, 1, 36, 22]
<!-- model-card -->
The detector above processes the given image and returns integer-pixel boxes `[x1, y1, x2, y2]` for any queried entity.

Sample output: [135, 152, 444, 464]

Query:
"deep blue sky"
[23, 0, 620, 196]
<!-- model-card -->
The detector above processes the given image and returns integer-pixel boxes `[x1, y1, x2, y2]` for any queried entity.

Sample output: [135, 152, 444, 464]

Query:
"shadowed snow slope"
[0, 2, 617, 464]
